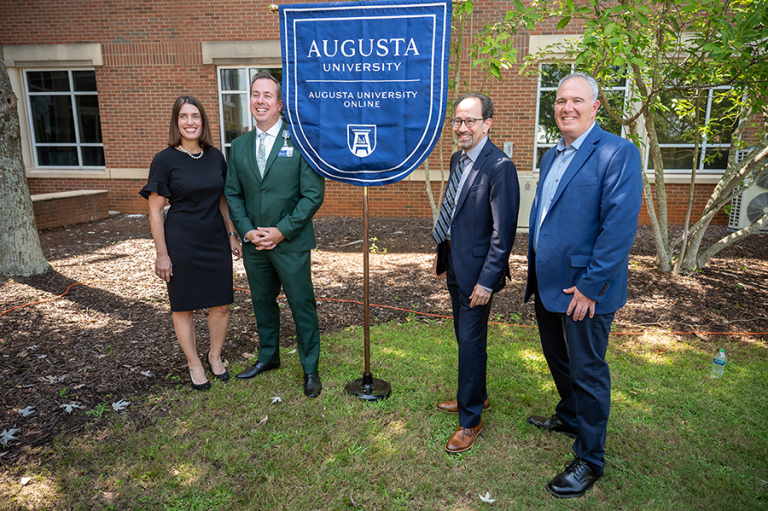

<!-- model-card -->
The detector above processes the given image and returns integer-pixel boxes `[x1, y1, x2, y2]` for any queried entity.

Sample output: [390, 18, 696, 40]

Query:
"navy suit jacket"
[440, 139, 519, 296]
[524, 124, 642, 314]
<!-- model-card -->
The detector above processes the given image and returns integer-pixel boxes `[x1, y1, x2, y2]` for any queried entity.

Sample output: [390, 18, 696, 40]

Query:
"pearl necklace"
[177, 145, 204, 160]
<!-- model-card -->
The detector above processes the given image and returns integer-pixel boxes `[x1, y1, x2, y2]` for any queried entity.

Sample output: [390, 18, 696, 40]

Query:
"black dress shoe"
[303, 373, 322, 398]
[187, 368, 211, 392]
[206, 352, 230, 382]
[528, 414, 579, 438]
[546, 458, 602, 498]
[235, 360, 280, 380]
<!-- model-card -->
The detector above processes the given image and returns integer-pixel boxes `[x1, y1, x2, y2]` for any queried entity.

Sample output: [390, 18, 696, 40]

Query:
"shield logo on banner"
[347, 124, 377, 158]
[279, 0, 451, 187]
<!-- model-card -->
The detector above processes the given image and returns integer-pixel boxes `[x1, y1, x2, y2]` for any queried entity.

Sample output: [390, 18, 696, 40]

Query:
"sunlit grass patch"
[2, 322, 766, 510]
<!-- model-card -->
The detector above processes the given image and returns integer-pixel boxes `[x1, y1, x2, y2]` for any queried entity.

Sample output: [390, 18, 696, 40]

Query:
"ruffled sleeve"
[139, 149, 173, 199]
[139, 180, 171, 199]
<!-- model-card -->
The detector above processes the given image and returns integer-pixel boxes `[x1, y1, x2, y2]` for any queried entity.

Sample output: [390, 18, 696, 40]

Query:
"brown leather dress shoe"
[445, 420, 483, 454]
[436, 397, 490, 413]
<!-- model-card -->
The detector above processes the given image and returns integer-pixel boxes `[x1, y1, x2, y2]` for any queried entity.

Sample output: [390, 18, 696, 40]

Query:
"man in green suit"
[225, 72, 325, 397]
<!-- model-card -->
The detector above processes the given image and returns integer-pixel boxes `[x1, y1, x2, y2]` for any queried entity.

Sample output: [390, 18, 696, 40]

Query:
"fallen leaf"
[141, 370, 153, 377]
[242, 352, 256, 360]
[271, 396, 282, 404]
[112, 400, 130, 411]
[17, 351, 28, 358]
[18, 406, 35, 417]
[37, 355, 47, 359]
[288, 349, 297, 354]
[1, 429, 20, 446]
[60, 403, 81, 414]
[479, 491, 496, 504]
[258, 415, 269, 425]
[21, 477, 31, 486]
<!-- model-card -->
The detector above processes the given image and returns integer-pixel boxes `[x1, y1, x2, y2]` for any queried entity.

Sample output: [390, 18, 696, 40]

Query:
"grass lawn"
[3, 320, 766, 510]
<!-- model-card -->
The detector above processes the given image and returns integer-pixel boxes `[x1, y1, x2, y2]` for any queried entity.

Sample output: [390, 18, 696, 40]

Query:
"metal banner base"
[344, 186, 392, 402]
[346, 373, 392, 402]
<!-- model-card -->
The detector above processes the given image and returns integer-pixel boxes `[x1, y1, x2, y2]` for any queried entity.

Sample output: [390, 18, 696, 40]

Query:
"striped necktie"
[432, 154, 470, 244]
[257, 132, 267, 178]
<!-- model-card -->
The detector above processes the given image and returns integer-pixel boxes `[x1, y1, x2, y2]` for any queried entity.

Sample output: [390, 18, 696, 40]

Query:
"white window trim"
[23, 68, 104, 171]
[648, 86, 732, 175]
[216, 66, 282, 158]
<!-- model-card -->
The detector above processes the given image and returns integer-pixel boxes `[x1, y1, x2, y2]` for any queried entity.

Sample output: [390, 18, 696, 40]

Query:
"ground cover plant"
[1, 215, 767, 509]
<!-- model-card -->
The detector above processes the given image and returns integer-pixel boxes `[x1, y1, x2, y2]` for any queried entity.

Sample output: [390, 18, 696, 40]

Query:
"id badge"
[278, 146, 294, 158]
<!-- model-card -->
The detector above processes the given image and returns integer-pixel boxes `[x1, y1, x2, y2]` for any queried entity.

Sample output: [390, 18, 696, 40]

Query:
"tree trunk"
[696, 213, 768, 268]
[674, 87, 702, 274]
[643, 108, 672, 271]
[0, 42, 49, 278]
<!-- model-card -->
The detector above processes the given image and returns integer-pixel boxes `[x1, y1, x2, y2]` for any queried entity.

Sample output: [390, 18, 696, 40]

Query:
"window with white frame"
[24, 69, 104, 168]
[534, 64, 628, 169]
[650, 87, 735, 174]
[217, 67, 282, 160]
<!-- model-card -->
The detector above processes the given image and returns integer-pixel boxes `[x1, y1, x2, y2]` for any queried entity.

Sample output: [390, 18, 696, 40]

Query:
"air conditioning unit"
[728, 169, 768, 231]
[517, 175, 537, 229]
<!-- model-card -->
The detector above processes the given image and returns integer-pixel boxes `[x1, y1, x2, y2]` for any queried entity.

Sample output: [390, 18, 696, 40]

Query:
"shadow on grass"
[4, 321, 767, 510]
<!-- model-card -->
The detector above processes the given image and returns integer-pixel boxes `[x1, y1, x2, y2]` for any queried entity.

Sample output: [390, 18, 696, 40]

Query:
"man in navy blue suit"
[525, 73, 642, 498]
[432, 93, 519, 454]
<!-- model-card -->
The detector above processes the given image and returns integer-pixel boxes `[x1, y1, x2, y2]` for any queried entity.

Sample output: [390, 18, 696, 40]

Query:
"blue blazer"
[443, 139, 519, 296]
[524, 124, 642, 314]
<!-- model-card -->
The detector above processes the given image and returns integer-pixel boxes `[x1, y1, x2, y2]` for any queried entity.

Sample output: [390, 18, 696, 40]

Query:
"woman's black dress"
[140, 146, 233, 312]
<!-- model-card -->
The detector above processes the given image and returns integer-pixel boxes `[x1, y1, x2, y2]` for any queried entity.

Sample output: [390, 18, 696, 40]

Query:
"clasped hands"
[244, 227, 285, 250]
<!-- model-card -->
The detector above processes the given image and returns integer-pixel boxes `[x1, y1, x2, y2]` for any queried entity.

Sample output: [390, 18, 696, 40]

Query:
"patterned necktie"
[432, 154, 470, 244]
[257, 132, 267, 178]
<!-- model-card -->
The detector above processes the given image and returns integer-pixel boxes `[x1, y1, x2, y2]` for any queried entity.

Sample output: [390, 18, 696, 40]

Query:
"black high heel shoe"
[188, 368, 211, 391]
[206, 352, 231, 382]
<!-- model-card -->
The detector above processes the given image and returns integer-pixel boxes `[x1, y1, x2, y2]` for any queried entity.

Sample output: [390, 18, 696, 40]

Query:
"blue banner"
[280, 0, 451, 187]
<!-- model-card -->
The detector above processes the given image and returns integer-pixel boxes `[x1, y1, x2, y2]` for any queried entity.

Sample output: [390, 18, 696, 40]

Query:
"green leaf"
[557, 16, 571, 30]
[489, 61, 502, 79]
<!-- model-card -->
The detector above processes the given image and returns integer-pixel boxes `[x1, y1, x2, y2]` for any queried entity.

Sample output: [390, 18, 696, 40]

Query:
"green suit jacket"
[224, 124, 325, 251]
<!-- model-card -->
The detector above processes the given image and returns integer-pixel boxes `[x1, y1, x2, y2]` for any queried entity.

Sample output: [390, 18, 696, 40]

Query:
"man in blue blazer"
[524, 73, 642, 498]
[433, 93, 519, 454]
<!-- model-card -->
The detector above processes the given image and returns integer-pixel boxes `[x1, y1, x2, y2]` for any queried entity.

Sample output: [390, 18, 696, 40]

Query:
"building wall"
[32, 192, 110, 230]
[2, 0, 730, 225]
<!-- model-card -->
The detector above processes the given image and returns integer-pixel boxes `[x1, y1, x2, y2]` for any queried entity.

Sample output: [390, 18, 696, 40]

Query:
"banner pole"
[363, 186, 371, 375]
[345, 187, 391, 401]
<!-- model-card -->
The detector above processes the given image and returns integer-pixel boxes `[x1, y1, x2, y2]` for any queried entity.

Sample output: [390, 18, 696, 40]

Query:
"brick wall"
[27, 178, 147, 215]
[32, 193, 111, 230]
[1, 1, 732, 225]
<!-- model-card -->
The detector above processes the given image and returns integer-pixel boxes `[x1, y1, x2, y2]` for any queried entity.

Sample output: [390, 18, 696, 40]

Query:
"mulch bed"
[1, 214, 766, 466]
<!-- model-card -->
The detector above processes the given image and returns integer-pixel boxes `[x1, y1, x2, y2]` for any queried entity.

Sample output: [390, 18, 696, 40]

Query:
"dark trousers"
[243, 248, 320, 374]
[445, 245, 493, 429]
[534, 283, 614, 473]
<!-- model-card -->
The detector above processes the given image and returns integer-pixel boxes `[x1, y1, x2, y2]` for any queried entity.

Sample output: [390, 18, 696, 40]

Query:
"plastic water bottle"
[710, 349, 726, 378]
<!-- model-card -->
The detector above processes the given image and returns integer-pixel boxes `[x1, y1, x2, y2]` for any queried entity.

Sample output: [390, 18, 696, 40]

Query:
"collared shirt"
[450, 136, 488, 228]
[533, 122, 596, 253]
[255, 117, 284, 166]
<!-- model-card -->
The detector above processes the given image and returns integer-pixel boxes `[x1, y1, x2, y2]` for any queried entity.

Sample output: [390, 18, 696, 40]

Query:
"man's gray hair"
[558, 72, 599, 104]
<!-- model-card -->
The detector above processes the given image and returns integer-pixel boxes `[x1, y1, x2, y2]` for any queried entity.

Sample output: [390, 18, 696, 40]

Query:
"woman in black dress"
[140, 96, 241, 391]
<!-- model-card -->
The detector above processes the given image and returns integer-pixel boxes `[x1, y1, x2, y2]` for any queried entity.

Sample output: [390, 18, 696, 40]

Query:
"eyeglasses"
[451, 117, 483, 128]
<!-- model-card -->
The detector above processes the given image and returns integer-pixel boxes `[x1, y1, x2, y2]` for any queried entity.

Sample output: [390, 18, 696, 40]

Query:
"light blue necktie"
[257, 132, 267, 178]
